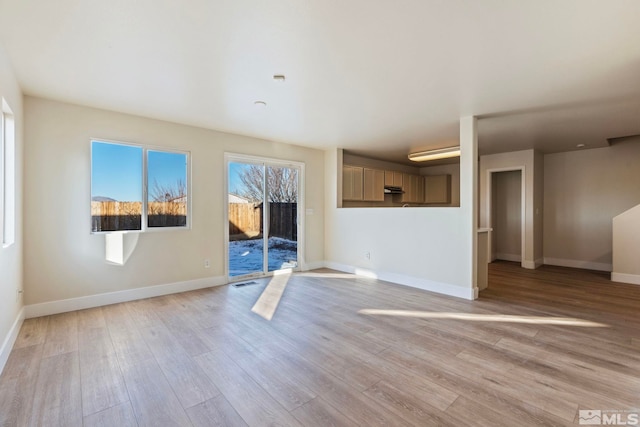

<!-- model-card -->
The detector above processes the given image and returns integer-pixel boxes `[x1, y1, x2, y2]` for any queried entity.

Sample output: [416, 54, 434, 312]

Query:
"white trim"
[325, 261, 477, 300]
[611, 272, 640, 286]
[24, 276, 226, 319]
[302, 260, 326, 271]
[495, 253, 522, 263]
[521, 260, 538, 270]
[485, 166, 528, 269]
[534, 258, 544, 268]
[543, 257, 612, 272]
[0, 307, 24, 376]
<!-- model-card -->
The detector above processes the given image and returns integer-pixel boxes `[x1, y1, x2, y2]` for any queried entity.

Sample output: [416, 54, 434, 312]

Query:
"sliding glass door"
[227, 156, 301, 280]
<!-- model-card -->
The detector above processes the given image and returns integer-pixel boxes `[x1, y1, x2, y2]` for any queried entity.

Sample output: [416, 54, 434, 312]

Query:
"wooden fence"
[228, 203, 262, 237]
[91, 201, 187, 231]
[228, 202, 297, 241]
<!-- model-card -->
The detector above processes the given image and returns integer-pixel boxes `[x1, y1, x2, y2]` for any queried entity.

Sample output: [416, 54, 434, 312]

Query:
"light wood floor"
[1, 262, 639, 426]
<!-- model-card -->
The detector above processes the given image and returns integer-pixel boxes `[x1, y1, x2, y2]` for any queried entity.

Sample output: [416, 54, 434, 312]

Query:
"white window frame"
[1, 98, 15, 248]
[90, 138, 191, 234]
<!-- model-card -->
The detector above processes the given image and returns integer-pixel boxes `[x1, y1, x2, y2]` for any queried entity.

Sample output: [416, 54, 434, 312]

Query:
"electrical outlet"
[204, 259, 211, 268]
[365, 251, 371, 260]
[16, 288, 23, 302]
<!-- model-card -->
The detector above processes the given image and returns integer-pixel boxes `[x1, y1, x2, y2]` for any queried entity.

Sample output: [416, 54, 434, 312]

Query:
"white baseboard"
[534, 258, 544, 268]
[0, 307, 25, 376]
[302, 260, 326, 271]
[495, 253, 522, 263]
[611, 272, 640, 286]
[543, 257, 612, 272]
[24, 276, 227, 319]
[325, 261, 477, 300]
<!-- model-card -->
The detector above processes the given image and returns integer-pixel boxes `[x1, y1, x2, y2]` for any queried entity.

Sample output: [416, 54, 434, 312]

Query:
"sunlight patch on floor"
[357, 309, 608, 327]
[251, 270, 292, 321]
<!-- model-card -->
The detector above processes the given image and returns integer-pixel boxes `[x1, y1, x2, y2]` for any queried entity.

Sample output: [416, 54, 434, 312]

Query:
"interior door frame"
[485, 167, 526, 268]
[224, 152, 305, 281]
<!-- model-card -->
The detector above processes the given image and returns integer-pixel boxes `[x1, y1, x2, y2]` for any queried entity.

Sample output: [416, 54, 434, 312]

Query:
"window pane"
[147, 150, 188, 228]
[91, 141, 143, 232]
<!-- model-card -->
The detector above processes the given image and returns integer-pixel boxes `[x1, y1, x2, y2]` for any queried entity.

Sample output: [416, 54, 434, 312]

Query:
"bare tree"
[238, 166, 298, 203]
[150, 178, 186, 203]
[149, 179, 187, 225]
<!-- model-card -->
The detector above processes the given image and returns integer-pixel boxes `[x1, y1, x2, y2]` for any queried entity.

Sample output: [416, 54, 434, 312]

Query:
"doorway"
[490, 170, 524, 264]
[225, 154, 303, 280]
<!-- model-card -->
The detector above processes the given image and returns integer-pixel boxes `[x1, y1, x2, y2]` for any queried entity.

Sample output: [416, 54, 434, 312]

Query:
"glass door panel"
[267, 166, 298, 272]
[228, 161, 264, 277]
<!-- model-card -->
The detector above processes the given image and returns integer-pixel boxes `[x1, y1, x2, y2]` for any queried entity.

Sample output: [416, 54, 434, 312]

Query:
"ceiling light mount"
[273, 74, 286, 82]
[253, 100, 267, 108]
[408, 146, 461, 162]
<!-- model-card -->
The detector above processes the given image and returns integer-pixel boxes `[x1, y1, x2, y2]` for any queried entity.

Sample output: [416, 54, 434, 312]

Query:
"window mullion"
[142, 148, 148, 232]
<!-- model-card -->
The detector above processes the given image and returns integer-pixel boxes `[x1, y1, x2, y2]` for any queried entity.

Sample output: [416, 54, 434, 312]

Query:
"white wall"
[0, 45, 24, 372]
[544, 140, 640, 271]
[491, 170, 522, 261]
[612, 204, 640, 285]
[479, 149, 543, 269]
[23, 97, 325, 308]
[324, 117, 478, 300]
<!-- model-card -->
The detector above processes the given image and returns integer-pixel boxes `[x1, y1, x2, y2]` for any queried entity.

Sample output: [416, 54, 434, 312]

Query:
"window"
[147, 150, 188, 228]
[91, 140, 189, 233]
[1, 99, 15, 247]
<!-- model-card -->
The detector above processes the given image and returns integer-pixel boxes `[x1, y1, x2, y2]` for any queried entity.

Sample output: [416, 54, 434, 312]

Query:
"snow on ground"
[229, 237, 297, 276]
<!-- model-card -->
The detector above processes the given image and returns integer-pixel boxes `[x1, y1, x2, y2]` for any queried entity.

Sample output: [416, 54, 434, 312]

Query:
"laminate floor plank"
[186, 395, 249, 427]
[77, 306, 107, 330]
[3, 262, 640, 426]
[0, 345, 43, 427]
[78, 326, 129, 416]
[195, 350, 303, 427]
[12, 316, 49, 349]
[28, 351, 82, 427]
[139, 323, 220, 409]
[270, 352, 415, 427]
[363, 380, 457, 426]
[42, 311, 78, 358]
[119, 357, 193, 427]
[83, 401, 138, 427]
[290, 397, 354, 427]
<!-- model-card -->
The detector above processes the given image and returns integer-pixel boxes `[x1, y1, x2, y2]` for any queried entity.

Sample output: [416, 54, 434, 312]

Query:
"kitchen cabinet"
[342, 165, 363, 201]
[384, 170, 403, 188]
[400, 174, 424, 203]
[424, 174, 451, 204]
[363, 168, 385, 201]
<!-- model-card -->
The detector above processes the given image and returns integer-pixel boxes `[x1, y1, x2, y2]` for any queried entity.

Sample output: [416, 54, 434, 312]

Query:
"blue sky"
[91, 141, 186, 201]
[228, 162, 248, 195]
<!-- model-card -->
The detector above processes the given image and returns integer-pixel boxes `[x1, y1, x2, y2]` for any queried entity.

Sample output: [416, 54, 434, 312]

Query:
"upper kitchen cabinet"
[363, 168, 385, 201]
[400, 174, 424, 203]
[342, 165, 364, 201]
[384, 170, 403, 188]
[424, 174, 452, 204]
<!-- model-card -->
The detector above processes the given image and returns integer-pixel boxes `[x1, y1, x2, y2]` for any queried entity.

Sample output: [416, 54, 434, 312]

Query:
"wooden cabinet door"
[392, 171, 403, 187]
[424, 174, 451, 203]
[342, 165, 364, 201]
[415, 175, 425, 203]
[401, 173, 413, 203]
[363, 168, 385, 201]
[384, 170, 403, 187]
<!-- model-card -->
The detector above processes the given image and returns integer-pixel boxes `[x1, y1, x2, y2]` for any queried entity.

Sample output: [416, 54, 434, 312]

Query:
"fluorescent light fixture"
[408, 146, 460, 162]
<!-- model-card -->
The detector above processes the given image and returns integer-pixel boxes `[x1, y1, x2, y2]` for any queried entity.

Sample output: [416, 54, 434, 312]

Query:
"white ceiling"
[1, 0, 640, 164]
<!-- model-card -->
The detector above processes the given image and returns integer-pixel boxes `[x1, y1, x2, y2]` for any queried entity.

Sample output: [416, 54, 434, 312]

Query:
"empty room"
[1, 1, 639, 426]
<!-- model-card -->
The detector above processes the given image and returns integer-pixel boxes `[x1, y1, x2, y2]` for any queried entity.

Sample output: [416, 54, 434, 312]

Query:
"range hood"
[384, 186, 404, 194]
